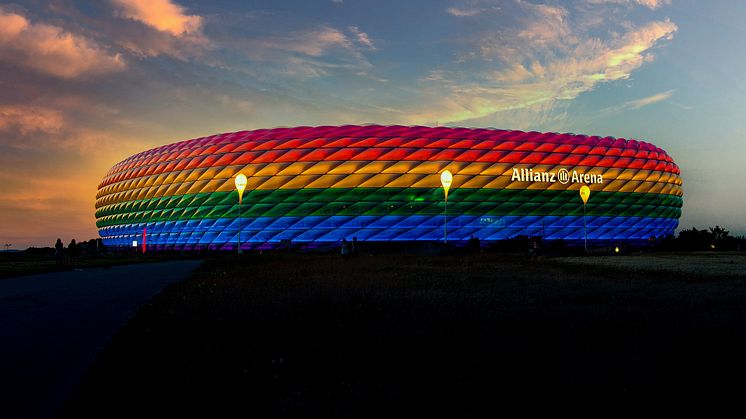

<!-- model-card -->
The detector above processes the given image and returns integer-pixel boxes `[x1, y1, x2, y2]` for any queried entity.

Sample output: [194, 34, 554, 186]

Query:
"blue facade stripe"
[100, 214, 679, 247]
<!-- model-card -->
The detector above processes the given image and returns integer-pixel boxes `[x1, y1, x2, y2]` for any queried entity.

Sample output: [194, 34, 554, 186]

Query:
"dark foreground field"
[0, 252, 184, 279]
[60, 252, 746, 416]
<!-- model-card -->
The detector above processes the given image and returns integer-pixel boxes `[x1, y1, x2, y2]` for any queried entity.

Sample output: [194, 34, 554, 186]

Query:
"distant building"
[95, 125, 682, 250]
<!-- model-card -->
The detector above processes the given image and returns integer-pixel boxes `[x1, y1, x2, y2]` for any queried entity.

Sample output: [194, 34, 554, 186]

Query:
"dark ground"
[0, 252, 179, 279]
[58, 252, 746, 416]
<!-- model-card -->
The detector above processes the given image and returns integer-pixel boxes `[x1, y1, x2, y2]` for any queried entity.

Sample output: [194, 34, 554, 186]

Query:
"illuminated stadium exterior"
[95, 125, 682, 250]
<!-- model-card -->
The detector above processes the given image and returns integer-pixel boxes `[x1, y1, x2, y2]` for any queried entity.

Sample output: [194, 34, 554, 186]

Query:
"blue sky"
[0, 0, 744, 247]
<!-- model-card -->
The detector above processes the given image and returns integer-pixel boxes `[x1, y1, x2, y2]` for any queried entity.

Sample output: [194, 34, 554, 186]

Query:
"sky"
[1, 0, 744, 248]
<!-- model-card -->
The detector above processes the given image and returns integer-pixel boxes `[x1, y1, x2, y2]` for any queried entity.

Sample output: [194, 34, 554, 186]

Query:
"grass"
[554, 251, 746, 279]
[59, 252, 746, 416]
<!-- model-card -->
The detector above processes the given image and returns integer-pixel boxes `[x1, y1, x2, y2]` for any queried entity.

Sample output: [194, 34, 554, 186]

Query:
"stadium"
[95, 125, 683, 250]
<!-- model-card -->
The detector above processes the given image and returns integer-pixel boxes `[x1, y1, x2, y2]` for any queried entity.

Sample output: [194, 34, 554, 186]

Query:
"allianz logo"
[510, 167, 604, 184]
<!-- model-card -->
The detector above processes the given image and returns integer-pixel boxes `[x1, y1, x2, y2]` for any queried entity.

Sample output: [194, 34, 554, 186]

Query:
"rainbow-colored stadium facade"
[95, 125, 682, 250]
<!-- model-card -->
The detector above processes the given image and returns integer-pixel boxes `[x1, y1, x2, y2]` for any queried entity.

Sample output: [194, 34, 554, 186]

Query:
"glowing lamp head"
[614, 246, 620, 254]
[234, 173, 247, 203]
[579, 185, 590, 205]
[440, 170, 453, 201]
[440, 170, 453, 189]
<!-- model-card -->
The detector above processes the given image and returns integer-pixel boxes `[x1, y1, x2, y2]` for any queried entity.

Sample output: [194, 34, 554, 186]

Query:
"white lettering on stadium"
[510, 168, 603, 184]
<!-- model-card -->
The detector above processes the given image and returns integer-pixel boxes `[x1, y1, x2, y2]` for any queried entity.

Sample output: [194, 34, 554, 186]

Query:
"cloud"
[242, 26, 375, 78]
[258, 27, 356, 57]
[109, 0, 209, 60]
[348, 26, 376, 50]
[626, 90, 674, 109]
[447, 7, 483, 17]
[445, 2, 500, 17]
[112, 0, 202, 36]
[0, 105, 64, 137]
[516, 3, 575, 47]
[603, 90, 675, 114]
[587, 0, 671, 10]
[0, 99, 141, 153]
[112, 27, 209, 60]
[0, 8, 125, 79]
[407, 2, 678, 125]
[356, 71, 389, 83]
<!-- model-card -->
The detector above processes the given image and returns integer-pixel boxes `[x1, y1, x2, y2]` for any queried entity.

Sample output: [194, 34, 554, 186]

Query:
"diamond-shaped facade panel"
[95, 125, 683, 250]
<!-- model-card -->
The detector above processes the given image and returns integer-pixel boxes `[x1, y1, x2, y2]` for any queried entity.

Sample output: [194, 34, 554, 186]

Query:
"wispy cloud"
[445, 1, 500, 17]
[240, 26, 376, 79]
[260, 27, 355, 56]
[447, 7, 483, 17]
[586, 0, 672, 10]
[407, 2, 677, 124]
[254, 26, 375, 57]
[112, 0, 202, 36]
[516, 3, 574, 47]
[348, 26, 376, 50]
[0, 102, 140, 153]
[625, 90, 675, 109]
[109, 0, 209, 60]
[0, 7, 125, 79]
[0, 105, 64, 137]
[601, 90, 675, 115]
[356, 71, 389, 83]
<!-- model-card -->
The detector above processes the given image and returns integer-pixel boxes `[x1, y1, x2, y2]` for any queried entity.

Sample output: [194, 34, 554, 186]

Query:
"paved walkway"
[0, 260, 203, 419]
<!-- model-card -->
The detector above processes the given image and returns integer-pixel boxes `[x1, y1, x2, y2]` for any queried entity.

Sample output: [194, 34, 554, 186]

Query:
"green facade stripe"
[95, 187, 683, 228]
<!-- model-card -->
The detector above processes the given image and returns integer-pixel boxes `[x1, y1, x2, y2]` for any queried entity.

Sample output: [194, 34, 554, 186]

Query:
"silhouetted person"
[351, 237, 358, 255]
[468, 235, 479, 252]
[528, 237, 540, 259]
[68, 239, 78, 266]
[470, 235, 480, 253]
[341, 238, 350, 257]
[55, 238, 64, 266]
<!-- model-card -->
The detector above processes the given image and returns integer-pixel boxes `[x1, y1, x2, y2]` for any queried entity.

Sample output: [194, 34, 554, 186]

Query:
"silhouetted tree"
[709, 225, 729, 240]
[87, 239, 98, 255]
[675, 226, 737, 251]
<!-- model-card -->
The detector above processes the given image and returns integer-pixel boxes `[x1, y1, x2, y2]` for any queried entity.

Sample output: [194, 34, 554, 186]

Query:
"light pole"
[440, 170, 453, 243]
[235, 173, 247, 254]
[579, 185, 590, 253]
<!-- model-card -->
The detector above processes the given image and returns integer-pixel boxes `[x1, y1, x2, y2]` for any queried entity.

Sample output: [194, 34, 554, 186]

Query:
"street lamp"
[579, 185, 590, 253]
[440, 170, 453, 243]
[235, 173, 247, 254]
